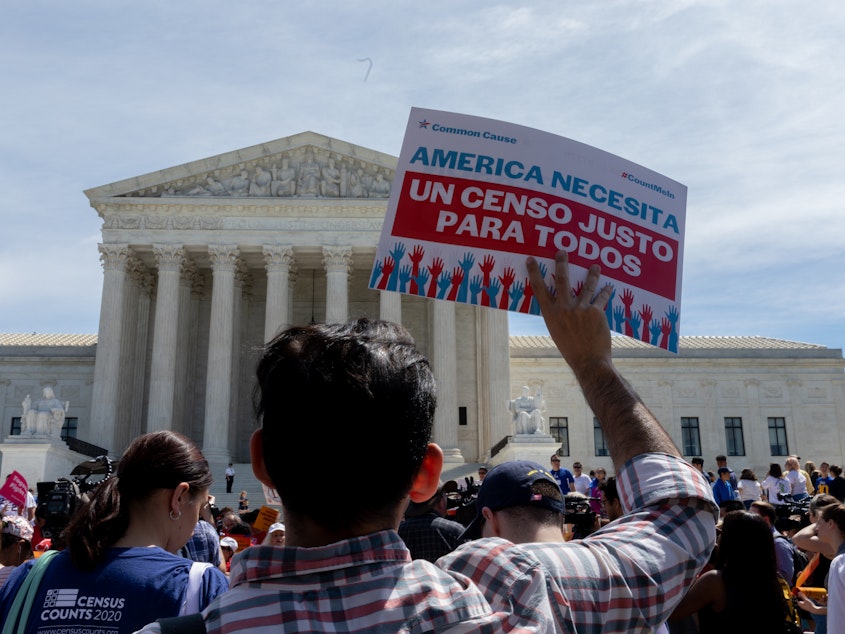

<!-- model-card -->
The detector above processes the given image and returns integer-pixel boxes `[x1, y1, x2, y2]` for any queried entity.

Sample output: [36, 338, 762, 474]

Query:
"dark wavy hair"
[64, 430, 211, 569]
[255, 319, 436, 531]
[717, 511, 790, 631]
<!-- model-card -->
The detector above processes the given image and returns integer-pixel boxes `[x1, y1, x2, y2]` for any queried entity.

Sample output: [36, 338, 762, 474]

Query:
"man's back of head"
[254, 319, 436, 533]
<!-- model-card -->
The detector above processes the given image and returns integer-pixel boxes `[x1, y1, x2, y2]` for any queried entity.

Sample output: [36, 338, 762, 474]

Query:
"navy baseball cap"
[461, 460, 566, 540]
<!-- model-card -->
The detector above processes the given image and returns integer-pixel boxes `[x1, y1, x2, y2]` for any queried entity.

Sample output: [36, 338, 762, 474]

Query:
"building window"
[681, 417, 702, 457]
[768, 417, 789, 456]
[10, 417, 78, 441]
[724, 417, 745, 456]
[548, 417, 569, 456]
[593, 418, 609, 457]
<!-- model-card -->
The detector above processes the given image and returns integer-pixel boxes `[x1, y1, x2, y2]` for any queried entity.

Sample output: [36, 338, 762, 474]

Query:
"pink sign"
[371, 108, 687, 352]
[0, 470, 28, 512]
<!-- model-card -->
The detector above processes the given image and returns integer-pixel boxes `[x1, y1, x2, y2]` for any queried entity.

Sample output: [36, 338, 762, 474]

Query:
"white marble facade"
[76, 133, 510, 463]
[1, 133, 844, 474]
[510, 336, 845, 476]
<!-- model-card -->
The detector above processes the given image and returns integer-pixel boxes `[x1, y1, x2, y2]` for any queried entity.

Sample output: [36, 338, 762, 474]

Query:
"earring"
[169, 510, 182, 521]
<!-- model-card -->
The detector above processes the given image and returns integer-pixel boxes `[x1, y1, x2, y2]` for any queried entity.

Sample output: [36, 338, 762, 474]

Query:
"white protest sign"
[371, 108, 686, 352]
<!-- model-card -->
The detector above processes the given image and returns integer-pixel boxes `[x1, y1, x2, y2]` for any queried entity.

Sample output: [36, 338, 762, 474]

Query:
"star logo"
[418, 120, 431, 129]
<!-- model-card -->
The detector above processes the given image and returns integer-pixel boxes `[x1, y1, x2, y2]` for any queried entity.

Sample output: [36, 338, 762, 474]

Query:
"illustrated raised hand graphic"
[613, 305, 627, 333]
[447, 266, 464, 302]
[377, 257, 394, 291]
[604, 287, 617, 327]
[639, 305, 653, 343]
[660, 317, 672, 349]
[386, 242, 407, 291]
[620, 289, 635, 337]
[498, 267, 515, 309]
[427, 258, 445, 299]
[456, 252, 476, 303]
[649, 319, 662, 346]
[509, 280, 525, 311]
[478, 255, 496, 306]
[398, 264, 413, 294]
[665, 306, 680, 352]
[369, 260, 382, 288]
[414, 268, 430, 297]
[485, 277, 502, 307]
[628, 311, 642, 340]
[408, 245, 425, 295]
[437, 271, 453, 300]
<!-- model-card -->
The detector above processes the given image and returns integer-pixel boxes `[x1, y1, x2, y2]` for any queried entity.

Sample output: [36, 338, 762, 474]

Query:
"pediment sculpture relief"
[125, 147, 393, 199]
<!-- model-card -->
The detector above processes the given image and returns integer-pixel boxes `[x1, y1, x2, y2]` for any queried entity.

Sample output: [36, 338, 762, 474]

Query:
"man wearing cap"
[218, 536, 237, 574]
[263, 522, 286, 546]
[712, 467, 735, 506]
[715, 454, 738, 492]
[463, 461, 568, 544]
[398, 483, 467, 562]
[137, 251, 716, 634]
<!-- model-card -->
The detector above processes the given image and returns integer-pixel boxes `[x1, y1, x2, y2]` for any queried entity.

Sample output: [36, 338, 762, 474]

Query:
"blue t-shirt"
[816, 475, 834, 496]
[0, 547, 228, 634]
[550, 468, 575, 493]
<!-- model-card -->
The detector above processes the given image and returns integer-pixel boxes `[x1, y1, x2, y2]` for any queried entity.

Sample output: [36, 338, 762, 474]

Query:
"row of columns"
[89, 243, 474, 462]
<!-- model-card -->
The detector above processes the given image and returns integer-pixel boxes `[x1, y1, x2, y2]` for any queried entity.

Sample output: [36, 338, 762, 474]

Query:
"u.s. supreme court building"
[1, 133, 844, 485]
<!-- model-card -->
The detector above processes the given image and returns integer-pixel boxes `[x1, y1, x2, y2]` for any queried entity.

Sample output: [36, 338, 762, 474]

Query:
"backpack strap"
[157, 613, 207, 634]
[179, 561, 213, 616]
[2, 550, 60, 634]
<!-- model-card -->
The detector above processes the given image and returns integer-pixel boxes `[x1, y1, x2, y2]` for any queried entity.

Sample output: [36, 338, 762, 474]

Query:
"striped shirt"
[135, 453, 716, 633]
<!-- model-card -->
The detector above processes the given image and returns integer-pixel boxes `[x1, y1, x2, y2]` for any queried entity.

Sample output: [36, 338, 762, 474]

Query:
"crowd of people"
[0, 250, 839, 633]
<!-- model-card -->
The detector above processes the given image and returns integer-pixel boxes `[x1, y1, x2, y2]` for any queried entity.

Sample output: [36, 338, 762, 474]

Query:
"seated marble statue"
[21, 386, 68, 437]
[508, 385, 545, 435]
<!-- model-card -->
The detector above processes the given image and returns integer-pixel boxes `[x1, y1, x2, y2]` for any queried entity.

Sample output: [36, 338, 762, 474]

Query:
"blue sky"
[1, 1, 843, 350]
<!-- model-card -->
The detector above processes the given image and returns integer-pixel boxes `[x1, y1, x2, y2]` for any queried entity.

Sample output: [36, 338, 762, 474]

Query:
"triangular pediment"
[84, 132, 397, 202]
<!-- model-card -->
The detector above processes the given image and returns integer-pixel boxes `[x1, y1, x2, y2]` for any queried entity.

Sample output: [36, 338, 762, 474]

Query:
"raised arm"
[527, 251, 679, 470]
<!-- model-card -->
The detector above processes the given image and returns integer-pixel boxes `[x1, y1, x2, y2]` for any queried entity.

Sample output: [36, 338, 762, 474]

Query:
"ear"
[249, 429, 276, 488]
[409, 443, 443, 503]
[170, 482, 190, 513]
[481, 506, 501, 537]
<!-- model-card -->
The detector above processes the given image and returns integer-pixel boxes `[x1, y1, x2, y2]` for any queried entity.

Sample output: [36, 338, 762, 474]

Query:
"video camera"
[563, 493, 598, 539]
[775, 493, 811, 533]
[37, 455, 114, 542]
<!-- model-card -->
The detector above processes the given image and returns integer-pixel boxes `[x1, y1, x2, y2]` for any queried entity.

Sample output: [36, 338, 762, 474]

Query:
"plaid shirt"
[136, 453, 715, 633]
[180, 519, 223, 567]
[438, 453, 718, 632]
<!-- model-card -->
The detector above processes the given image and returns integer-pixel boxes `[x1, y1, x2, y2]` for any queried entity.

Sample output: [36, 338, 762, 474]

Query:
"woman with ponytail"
[0, 431, 228, 633]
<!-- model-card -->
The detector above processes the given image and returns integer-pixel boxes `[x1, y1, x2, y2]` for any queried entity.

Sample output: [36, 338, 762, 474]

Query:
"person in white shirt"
[785, 456, 810, 501]
[737, 468, 764, 510]
[571, 462, 592, 495]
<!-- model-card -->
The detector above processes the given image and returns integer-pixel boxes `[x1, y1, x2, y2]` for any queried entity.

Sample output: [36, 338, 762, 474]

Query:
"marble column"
[379, 290, 402, 324]
[147, 244, 185, 432]
[287, 266, 298, 327]
[174, 262, 201, 438]
[480, 308, 512, 455]
[90, 244, 132, 454]
[322, 246, 352, 323]
[263, 245, 294, 342]
[202, 245, 239, 462]
[431, 300, 463, 462]
[116, 258, 152, 450]
[0, 380, 9, 442]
